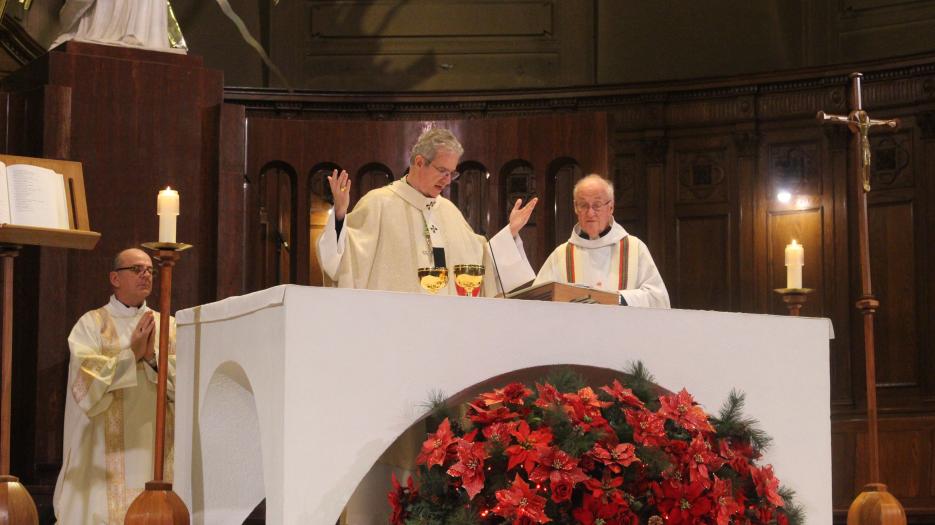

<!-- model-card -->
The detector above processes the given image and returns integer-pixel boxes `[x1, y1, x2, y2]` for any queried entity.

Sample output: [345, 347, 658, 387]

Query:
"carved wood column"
[732, 127, 758, 312]
[640, 136, 667, 276]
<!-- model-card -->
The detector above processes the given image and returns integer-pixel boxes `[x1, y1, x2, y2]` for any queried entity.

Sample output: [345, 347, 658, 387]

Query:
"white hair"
[409, 128, 464, 165]
[573, 174, 615, 202]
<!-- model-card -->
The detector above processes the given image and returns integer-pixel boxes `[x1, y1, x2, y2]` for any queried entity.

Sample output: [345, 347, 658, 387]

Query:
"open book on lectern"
[0, 161, 70, 229]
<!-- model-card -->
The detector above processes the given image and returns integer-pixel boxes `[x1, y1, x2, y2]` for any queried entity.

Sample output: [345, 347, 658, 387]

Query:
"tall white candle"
[784, 239, 804, 289]
[157, 187, 179, 243]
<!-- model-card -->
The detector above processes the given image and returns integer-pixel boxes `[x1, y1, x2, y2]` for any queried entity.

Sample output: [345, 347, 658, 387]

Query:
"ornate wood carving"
[612, 153, 638, 208]
[870, 132, 912, 189]
[768, 142, 820, 196]
[676, 150, 727, 203]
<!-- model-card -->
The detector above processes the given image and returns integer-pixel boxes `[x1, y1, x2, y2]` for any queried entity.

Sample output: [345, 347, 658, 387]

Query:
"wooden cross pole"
[817, 72, 905, 525]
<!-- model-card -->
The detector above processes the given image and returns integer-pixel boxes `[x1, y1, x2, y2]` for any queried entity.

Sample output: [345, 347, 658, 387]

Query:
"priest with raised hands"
[317, 128, 538, 295]
[534, 174, 670, 308]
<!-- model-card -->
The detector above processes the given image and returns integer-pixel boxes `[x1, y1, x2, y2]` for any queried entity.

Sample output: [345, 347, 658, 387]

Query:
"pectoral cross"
[818, 73, 906, 522]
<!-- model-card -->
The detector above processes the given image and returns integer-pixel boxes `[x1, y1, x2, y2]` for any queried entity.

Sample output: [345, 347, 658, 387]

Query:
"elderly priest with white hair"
[534, 174, 670, 308]
[317, 128, 538, 294]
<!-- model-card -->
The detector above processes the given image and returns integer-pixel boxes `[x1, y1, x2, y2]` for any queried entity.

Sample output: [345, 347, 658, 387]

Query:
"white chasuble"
[54, 296, 176, 525]
[534, 222, 671, 308]
[318, 177, 535, 295]
[53, 0, 173, 51]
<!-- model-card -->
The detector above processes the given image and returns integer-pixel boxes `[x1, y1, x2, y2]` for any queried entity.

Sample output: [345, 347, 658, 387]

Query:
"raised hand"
[327, 169, 351, 220]
[508, 197, 538, 237]
[130, 311, 155, 362]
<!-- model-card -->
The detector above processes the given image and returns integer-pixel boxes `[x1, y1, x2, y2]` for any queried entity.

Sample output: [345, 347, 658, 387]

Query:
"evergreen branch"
[710, 389, 773, 452]
[779, 485, 806, 525]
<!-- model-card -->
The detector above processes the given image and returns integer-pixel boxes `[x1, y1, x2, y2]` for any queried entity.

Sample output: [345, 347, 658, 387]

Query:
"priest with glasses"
[534, 174, 670, 308]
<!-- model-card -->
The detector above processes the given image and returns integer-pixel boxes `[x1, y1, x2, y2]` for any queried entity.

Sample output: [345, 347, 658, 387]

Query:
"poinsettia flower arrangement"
[389, 365, 803, 525]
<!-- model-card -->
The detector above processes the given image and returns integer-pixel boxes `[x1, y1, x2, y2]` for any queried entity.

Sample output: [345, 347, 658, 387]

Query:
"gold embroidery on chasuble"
[93, 308, 130, 525]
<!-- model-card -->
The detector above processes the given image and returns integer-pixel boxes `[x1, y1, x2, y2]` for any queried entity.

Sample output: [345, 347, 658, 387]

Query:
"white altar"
[173, 285, 834, 524]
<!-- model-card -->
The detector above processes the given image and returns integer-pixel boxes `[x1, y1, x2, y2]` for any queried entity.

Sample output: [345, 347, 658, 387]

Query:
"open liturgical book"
[0, 161, 70, 229]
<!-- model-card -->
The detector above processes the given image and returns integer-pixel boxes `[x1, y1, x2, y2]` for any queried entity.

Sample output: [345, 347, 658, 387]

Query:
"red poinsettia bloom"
[483, 421, 516, 445]
[447, 438, 489, 499]
[658, 389, 715, 434]
[529, 447, 589, 487]
[591, 442, 640, 474]
[387, 473, 417, 525]
[624, 409, 667, 446]
[653, 478, 714, 525]
[505, 420, 553, 472]
[478, 382, 533, 407]
[416, 418, 457, 468]
[534, 382, 563, 408]
[709, 477, 743, 525]
[751, 465, 785, 507]
[492, 474, 552, 524]
[600, 379, 646, 408]
[573, 492, 636, 525]
[719, 437, 757, 476]
[583, 470, 625, 501]
[680, 434, 724, 487]
[562, 393, 612, 433]
[468, 402, 520, 424]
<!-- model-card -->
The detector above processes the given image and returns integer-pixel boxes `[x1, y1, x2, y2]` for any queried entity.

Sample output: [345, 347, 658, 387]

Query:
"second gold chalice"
[453, 264, 485, 297]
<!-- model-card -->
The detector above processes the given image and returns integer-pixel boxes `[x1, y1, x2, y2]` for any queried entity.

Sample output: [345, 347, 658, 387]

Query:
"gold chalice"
[418, 267, 449, 294]
[453, 264, 485, 297]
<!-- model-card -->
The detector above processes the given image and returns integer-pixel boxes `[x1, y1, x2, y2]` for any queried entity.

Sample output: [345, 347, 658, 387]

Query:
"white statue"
[51, 0, 187, 53]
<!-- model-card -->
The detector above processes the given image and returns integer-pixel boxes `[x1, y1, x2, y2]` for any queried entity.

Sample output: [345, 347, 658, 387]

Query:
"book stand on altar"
[507, 281, 620, 305]
[0, 154, 100, 524]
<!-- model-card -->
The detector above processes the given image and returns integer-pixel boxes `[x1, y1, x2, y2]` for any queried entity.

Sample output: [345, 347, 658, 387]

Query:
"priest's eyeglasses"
[574, 200, 612, 213]
[429, 163, 461, 182]
[115, 265, 155, 276]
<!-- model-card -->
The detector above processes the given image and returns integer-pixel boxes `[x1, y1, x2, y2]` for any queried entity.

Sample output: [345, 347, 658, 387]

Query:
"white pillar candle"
[157, 187, 179, 243]
[784, 239, 804, 289]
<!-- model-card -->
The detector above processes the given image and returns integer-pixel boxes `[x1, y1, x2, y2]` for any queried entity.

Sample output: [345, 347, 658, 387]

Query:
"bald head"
[113, 248, 149, 271]
[110, 248, 154, 306]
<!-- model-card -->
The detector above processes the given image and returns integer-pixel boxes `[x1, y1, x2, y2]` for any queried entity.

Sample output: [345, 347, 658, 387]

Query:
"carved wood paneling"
[451, 161, 489, 235]
[869, 199, 918, 388]
[675, 149, 729, 204]
[673, 214, 731, 311]
[546, 158, 582, 248]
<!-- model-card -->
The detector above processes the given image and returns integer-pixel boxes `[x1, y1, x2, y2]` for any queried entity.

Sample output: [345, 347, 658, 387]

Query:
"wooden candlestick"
[0, 246, 38, 525]
[125, 242, 192, 525]
[773, 287, 814, 316]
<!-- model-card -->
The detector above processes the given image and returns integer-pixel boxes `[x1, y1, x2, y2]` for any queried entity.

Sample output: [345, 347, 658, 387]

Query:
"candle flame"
[791, 239, 799, 245]
[164, 186, 172, 191]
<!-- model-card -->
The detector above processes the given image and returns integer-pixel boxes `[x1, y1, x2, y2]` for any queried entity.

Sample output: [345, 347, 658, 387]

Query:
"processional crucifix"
[817, 73, 905, 525]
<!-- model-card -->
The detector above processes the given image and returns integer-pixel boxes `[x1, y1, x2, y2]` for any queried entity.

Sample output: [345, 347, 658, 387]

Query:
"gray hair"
[409, 128, 464, 165]
[573, 174, 615, 202]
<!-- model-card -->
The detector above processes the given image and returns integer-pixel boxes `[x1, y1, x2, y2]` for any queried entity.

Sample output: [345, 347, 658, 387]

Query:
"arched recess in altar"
[499, 159, 537, 258]
[307, 162, 341, 287]
[546, 157, 583, 248]
[355, 162, 395, 201]
[451, 160, 489, 235]
[250, 161, 298, 290]
[200, 361, 265, 525]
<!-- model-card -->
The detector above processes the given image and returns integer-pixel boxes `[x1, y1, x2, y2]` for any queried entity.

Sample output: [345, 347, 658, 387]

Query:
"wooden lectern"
[0, 154, 100, 524]
[507, 281, 620, 305]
